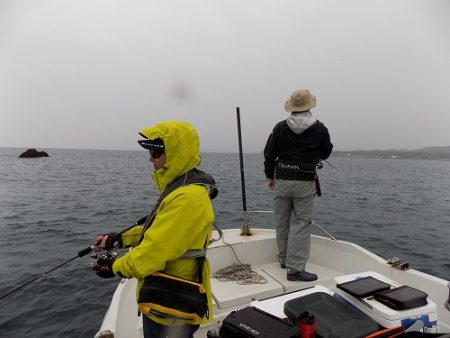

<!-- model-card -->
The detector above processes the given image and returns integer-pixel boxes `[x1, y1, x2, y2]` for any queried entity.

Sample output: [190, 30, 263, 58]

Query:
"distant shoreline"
[2, 146, 450, 161]
[332, 146, 450, 161]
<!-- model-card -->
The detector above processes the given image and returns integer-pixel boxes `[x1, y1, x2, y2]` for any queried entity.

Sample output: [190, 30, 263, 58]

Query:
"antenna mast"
[236, 107, 251, 235]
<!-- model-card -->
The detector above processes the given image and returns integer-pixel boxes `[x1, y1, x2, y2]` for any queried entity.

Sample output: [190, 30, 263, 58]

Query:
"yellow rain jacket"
[112, 121, 215, 326]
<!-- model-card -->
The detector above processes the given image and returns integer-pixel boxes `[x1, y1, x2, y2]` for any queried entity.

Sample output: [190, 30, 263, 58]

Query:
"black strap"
[195, 237, 209, 284]
[137, 169, 218, 245]
[314, 174, 322, 197]
[196, 257, 205, 284]
[133, 169, 217, 284]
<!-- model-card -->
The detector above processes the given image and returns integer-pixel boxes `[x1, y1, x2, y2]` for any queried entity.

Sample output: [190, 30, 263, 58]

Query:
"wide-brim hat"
[284, 89, 316, 112]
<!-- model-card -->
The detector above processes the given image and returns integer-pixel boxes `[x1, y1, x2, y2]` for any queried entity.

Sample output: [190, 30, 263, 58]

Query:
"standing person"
[91, 121, 217, 338]
[264, 89, 333, 282]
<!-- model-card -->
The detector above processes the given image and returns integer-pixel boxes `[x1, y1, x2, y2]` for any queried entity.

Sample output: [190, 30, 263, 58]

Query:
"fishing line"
[0, 216, 148, 301]
[0, 246, 92, 301]
[323, 159, 341, 172]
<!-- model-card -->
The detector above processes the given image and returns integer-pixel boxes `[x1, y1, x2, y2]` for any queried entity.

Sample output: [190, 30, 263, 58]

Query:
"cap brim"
[138, 139, 164, 150]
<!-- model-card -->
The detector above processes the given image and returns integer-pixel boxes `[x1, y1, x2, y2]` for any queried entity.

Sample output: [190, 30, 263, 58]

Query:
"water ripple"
[1, 149, 450, 337]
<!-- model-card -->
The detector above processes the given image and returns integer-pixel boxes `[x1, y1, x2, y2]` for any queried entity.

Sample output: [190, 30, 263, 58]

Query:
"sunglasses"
[149, 149, 164, 159]
[138, 139, 165, 159]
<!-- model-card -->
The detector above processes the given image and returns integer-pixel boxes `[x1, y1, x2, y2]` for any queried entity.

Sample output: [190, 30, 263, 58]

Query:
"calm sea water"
[1, 148, 450, 337]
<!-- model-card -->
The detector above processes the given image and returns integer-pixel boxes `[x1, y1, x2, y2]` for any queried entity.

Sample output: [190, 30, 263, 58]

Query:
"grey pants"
[273, 179, 315, 272]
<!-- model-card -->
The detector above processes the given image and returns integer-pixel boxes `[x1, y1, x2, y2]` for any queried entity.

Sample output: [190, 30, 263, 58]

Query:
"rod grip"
[78, 246, 92, 258]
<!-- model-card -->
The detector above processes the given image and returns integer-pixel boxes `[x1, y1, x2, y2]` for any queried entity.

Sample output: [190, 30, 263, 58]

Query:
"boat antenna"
[236, 107, 251, 236]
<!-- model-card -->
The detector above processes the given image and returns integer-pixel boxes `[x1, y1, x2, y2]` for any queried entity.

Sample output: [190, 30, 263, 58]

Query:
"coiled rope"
[213, 263, 267, 284]
[211, 228, 267, 285]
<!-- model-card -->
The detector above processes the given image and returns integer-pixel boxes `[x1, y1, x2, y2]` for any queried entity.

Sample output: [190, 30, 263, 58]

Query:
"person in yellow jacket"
[91, 121, 217, 338]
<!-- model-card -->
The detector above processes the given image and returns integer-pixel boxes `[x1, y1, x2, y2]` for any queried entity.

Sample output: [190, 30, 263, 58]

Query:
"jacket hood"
[139, 121, 201, 193]
[286, 111, 317, 135]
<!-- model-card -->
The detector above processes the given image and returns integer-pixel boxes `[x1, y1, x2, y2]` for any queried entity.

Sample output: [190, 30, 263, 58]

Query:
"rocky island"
[19, 148, 49, 158]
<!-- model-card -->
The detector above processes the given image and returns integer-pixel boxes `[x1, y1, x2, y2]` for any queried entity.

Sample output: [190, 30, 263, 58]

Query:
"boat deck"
[211, 262, 340, 311]
[205, 228, 343, 331]
[95, 228, 450, 338]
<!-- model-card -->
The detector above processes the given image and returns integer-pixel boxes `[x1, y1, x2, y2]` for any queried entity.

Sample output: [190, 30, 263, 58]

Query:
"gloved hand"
[91, 251, 118, 278]
[92, 232, 122, 252]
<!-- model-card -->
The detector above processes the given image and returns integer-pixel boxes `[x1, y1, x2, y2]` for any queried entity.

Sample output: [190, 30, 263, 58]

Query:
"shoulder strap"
[137, 172, 189, 244]
[133, 169, 219, 283]
[137, 169, 218, 244]
[194, 238, 209, 284]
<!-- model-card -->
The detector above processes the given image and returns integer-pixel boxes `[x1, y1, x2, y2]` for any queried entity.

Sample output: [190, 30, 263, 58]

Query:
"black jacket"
[264, 119, 333, 180]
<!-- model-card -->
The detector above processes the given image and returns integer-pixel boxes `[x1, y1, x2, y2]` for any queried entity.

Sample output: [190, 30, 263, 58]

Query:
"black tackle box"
[219, 306, 299, 338]
[284, 291, 380, 338]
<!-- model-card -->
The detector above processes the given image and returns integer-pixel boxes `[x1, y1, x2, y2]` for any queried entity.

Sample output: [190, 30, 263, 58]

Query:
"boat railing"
[240, 210, 337, 241]
[446, 282, 450, 312]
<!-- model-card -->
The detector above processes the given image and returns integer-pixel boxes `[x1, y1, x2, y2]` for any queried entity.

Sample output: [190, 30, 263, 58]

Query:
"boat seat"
[211, 268, 283, 309]
[259, 262, 341, 293]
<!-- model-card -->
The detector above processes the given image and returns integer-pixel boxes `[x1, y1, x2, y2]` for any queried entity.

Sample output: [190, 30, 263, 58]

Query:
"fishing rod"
[0, 215, 148, 301]
[324, 159, 340, 172]
[0, 246, 93, 301]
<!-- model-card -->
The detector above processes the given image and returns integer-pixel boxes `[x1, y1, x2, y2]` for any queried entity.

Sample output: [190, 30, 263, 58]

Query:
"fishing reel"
[94, 250, 118, 260]
[90, 250, 118, 269]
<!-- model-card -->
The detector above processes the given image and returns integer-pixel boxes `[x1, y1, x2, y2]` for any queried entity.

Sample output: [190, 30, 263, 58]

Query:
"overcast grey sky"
[1, 0, 449, 153]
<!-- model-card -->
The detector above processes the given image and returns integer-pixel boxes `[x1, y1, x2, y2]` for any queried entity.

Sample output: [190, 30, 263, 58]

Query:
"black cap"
[137, 137, 164, 150]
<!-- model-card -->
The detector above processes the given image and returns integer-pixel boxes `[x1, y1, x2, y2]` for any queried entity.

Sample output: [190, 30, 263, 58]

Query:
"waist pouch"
[275, 160, 316, 180]
[138, 271, 208, 324]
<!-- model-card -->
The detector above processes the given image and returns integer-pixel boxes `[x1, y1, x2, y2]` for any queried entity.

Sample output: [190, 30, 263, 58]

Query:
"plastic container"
[335, 271, 437, 330]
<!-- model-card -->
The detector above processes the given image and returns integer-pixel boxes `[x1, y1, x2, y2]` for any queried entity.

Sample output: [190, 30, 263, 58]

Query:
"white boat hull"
[95, 228, 450, 337]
